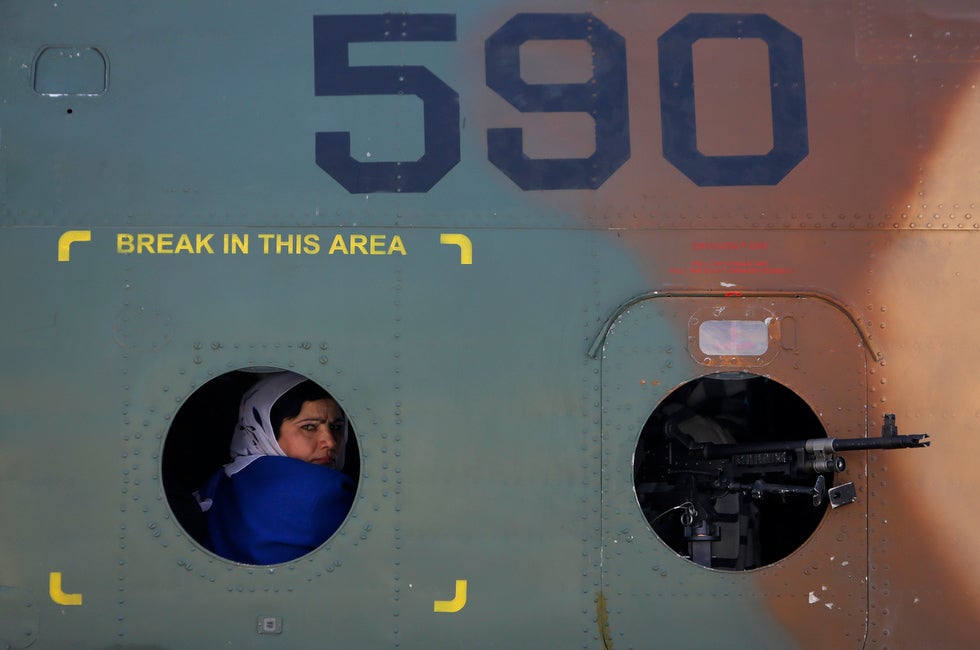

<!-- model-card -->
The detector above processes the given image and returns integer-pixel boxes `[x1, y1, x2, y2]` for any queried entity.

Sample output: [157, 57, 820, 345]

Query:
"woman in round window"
[196, 371, 355, 564]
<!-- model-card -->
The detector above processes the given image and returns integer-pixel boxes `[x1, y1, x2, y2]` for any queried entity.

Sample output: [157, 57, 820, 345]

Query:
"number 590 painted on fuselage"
[313, 12, 808, 193]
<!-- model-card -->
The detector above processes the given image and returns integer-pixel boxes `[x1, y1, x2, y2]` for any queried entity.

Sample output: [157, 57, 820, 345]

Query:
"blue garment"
[199, 456, 355, 564]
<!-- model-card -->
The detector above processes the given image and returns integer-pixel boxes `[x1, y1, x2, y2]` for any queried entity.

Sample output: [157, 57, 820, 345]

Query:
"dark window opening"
[633, 373, 830, 570]
[162, 369, 360, 558]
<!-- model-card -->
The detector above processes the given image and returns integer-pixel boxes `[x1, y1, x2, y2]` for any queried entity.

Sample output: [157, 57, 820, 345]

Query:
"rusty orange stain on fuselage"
[602, 1, 978, 647]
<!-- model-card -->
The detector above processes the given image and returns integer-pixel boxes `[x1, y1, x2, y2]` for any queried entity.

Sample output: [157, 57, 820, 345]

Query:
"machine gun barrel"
[828, 434, 929, 451]
[700, 413, 929, 464]
[701, 432, 929, 460]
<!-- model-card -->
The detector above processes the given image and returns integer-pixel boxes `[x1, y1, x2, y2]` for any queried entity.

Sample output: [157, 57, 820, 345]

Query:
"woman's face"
[277, 397, 343, 468]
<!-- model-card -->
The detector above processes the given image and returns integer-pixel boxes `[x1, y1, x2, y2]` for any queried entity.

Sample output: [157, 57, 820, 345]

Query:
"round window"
[633, 373, 830, 570]
[162, 369, 359, 564]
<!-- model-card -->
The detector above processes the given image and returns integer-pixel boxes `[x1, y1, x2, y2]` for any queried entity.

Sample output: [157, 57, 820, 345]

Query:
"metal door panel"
[598, 295, 870, 650]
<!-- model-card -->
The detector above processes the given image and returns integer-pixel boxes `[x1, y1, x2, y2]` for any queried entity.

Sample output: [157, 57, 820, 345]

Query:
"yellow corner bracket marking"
[433, 579, 467, 613]
[57, 230, 92, 262]
[439, 233, 472, 265]
[49, 572, 83, 606]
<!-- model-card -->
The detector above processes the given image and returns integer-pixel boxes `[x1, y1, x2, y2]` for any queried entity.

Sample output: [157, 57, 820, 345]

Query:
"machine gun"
[684, 413, 929, 507]
[636, 413, 929, 569]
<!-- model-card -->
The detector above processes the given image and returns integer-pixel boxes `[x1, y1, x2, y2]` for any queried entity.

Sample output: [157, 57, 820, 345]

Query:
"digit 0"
[658, 13, 809, 186]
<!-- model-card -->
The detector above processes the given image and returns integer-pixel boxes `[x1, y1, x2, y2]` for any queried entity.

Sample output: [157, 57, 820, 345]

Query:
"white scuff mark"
[825, 603, 835, 610]
[822, 585, 829, 591]
[808, 591, 820, 604]
[366, 151, 372, 157]
[830, 555, 835, 562]
[720, 282, 737, 288]
[841, 560, 849, 566]
[914, 597, 920, 604]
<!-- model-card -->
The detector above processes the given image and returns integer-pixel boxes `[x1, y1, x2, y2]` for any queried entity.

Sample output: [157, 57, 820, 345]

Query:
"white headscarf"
[223, 371, 347, 477]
